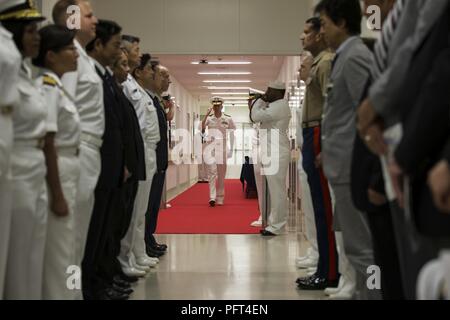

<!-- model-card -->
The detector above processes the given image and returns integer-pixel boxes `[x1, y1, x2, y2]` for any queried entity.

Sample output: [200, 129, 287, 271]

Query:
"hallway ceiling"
[157, 55, 287, 108]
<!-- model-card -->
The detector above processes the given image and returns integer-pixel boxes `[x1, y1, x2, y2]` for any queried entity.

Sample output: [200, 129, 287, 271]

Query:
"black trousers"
[366, 208, 405, 300]
[82, 186, 117, 294]
[389, 202, 441, 300]
[145, 170, 166, 248]
[98, 179, 139, 282]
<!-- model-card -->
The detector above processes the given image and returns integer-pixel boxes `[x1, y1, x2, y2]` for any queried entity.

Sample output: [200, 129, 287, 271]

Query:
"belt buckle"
[1, 105, 13, 116]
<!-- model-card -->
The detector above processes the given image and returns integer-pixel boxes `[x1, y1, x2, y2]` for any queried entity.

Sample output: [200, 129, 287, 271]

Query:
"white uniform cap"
[0, 0, 26, 13]
[211, 96, 224, 105]
[268, 81, 286, 90]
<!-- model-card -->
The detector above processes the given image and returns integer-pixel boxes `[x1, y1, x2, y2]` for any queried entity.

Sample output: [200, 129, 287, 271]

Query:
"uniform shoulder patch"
[43, 75, 57, 87]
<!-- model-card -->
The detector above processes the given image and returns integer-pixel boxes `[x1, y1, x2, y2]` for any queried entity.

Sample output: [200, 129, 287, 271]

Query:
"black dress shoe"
[151, 244, 167, 252]
[113, 276, 132, 289]
[96, 287, 129, 300]
[119, 274, 139, 283]
[260, 230, 276, 237]
[146, 247, 165, 258]
[297, 275, 339, 291]
[111, 282, 133, 295]
[296, 274, 316, 284]
[209, 200, 216, 207]
[156, 243, 168, 250]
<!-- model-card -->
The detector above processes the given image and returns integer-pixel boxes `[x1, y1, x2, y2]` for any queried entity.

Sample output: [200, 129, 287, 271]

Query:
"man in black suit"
[83, 20, 130, 300]
[96, 48, 148, 289]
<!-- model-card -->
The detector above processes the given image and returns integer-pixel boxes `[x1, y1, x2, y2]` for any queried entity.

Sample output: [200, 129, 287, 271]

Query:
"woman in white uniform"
[0, 2, 22, 299]
[1, 1, 47, 300]
[33, 25, 81, 300]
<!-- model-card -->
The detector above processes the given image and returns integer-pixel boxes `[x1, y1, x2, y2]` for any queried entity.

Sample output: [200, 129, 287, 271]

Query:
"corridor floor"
[130, 233, 325, 300]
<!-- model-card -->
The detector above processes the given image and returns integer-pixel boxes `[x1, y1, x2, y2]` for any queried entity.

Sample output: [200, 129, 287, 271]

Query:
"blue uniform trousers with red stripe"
[302, 126, 339, 281]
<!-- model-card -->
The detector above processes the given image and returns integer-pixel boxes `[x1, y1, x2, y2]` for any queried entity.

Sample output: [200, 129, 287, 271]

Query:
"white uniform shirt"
[202, 114, 236, 143]
[0, 24, 21, 109]
[251, 98, 291, 149]
[62, 40, 104, 138]
[122, 75, 160, 150]
[37, 70, 81, 149]
[13, 63, 47, 141]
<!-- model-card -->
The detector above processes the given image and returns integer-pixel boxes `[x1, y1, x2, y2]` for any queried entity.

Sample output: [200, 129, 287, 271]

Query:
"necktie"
[371, 0, 405, 79]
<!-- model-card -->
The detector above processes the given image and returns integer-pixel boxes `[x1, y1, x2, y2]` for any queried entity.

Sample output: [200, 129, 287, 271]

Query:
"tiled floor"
[131, 233, 326, 300]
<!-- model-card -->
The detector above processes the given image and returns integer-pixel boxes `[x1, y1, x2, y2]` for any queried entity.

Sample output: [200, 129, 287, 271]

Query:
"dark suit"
[382, 4, 450, 299]
[82, 67, 124, 297]
[98, 79, 148, 284]
[145, 94, 168, 248]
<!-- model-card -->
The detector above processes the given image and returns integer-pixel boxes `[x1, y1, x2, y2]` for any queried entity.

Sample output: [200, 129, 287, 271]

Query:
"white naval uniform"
[0, 24, 21, 300]
[5, 62, 48, 300]
[202, 114, 236, 204]
[251, 123, 264, 222]
[62, 40, 104, 268]
[119, 75, 160, 270]
[251, 98, 291, 235]
[38, 71, 81, 300]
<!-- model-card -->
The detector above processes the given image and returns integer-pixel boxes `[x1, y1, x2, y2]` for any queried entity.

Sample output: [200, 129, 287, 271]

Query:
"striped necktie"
[371, 0, 405, 79]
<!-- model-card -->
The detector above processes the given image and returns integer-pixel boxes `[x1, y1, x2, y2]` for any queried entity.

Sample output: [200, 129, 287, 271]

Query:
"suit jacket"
[322, 37, 373, 184]
[369, 0, 449, 126]
[96, 67, 124, 189]
[392, 6, 450, 236]
[150, 95, 169, 172]
[114, 80, 146, 181]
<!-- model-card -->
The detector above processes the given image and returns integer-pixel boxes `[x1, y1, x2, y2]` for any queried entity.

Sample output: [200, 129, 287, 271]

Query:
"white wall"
[166, 76, 201, 200]
[90, 0, 314, 55]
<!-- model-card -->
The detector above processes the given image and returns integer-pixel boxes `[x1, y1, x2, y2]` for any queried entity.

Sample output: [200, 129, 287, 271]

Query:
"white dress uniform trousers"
[251, 98, 291, 235]
[62, 40, 104, 268]
[39, 71, 81, 300]
[0, 24, 21, 299]
[119, 77, 160, 269]
[203, 114, 236, 204]
[5, 63, 48, 300]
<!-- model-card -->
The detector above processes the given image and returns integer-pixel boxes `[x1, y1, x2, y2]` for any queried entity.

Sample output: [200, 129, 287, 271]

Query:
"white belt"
[80, 132, 102, 148]
[57, 146, 80, 156]
[14, 138, 45, 149]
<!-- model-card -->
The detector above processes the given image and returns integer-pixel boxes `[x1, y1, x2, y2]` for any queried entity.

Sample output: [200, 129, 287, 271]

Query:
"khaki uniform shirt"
[302, 50, 334, 124]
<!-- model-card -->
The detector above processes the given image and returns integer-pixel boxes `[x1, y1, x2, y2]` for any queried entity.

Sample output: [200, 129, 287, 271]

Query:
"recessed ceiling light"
[198, 72, 252, 75]
[206, 86, 250, 90]
[191, 61, 252, 65]
[220, 97, 250, 100]
[211, 92, 249, 95]
[203, 80, 251, 83]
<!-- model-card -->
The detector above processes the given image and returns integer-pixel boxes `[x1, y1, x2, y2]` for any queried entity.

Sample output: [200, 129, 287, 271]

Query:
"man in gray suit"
[315, 0, 379, 300]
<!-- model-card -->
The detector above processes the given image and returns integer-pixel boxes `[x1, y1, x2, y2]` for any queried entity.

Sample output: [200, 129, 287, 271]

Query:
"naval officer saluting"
[201, 97, 236, 207]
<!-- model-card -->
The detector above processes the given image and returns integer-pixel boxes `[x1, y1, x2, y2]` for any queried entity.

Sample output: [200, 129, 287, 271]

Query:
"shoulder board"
[223, 113, 231, 117]
[208, 114, 214, 117]
[43, 75, 57, 87]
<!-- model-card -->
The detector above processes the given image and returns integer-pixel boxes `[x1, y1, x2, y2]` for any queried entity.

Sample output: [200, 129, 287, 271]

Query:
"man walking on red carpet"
[201, 97, 236, 207]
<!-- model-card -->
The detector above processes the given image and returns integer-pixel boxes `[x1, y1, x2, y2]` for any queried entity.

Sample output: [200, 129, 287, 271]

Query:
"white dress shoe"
[122, 267, 146, 278]
[329, 286, 355, 300]
[133, 262, 151, 272]
[250, 220, 262, 227]
[296, 257, 318, 269]
[136, 257, 157, 268]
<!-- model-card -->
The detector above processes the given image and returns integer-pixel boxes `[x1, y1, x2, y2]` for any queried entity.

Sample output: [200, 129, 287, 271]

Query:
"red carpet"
[156, 180, 261, 234]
